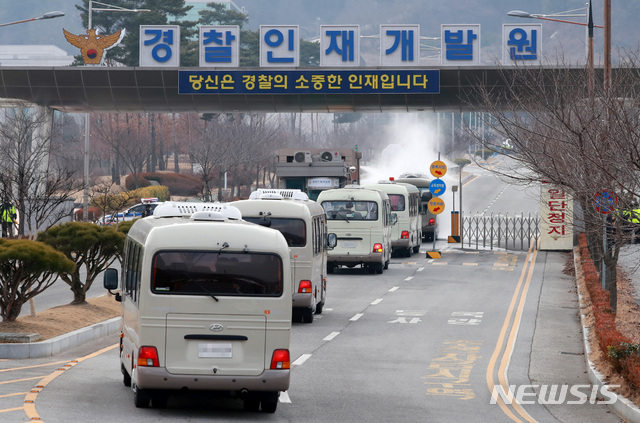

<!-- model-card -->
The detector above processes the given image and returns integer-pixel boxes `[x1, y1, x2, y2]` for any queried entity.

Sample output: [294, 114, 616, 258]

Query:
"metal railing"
[461, 212, 540, 250]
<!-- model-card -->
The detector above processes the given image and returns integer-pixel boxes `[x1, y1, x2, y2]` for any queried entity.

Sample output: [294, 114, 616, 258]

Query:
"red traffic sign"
[594, 190, 617, 214]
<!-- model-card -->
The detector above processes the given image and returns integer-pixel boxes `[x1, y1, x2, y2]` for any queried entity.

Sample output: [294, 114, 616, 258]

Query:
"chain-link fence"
[461, 212, 540, 251]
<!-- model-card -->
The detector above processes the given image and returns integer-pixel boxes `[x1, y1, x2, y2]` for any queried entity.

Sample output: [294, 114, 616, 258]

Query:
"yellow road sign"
[428, 197, 445, 215]
[430, 160, 447, 178]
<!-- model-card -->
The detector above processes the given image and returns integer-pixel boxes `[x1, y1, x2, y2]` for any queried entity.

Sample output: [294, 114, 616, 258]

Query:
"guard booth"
[275, 148, 362, 200]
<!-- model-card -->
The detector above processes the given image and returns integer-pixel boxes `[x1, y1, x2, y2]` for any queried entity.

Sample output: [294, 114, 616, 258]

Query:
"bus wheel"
[302, 307, 314, 323]
[327, 263, 336, 274]
[376, 263, 384, 274]
[383, 260, 389, 270]
[413, 245, 420, 254]
[260, 392, 279, 413]
[316, 300, 324, 314]
[133, 384, 150, 408]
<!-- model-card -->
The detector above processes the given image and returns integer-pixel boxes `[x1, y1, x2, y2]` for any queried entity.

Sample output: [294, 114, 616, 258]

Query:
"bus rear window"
[243, 217, 306, 247]
[388, 194, 405, 211]
[321, 201, 378, 220]
[152, 251, 283, 297]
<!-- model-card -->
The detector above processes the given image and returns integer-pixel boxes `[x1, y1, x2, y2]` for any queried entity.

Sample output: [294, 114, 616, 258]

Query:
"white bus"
[103, 202, 292, 413]
[317, 186, 395, 274]
[232, 189, 332, 324]
[394, 176, 438, 241]
[365, 182, 421, 257]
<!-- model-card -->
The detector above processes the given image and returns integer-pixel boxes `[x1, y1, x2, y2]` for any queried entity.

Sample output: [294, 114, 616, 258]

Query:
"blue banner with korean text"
[178, 70, 440, 95]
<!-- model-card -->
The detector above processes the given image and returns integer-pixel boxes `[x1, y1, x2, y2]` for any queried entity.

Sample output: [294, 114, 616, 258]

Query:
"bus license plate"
[198, 343, 232, 358]
[341, 240, 358, 248]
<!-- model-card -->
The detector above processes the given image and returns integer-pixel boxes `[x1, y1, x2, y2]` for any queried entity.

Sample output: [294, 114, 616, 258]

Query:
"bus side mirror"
[326, 233, 337, 249]
[103, 268, 121, 302]
[391, 213, 398, 225]
[421, 191, 433, 201]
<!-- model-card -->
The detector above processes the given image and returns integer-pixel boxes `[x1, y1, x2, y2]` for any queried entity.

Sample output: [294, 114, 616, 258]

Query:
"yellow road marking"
[0, 360, 68, 373]
[463, 175, 480, 186]
[485, 239, 539, 423]
[0, 376, 45, 385]
[21, 344, 118, 422]
[0, 392, 28, 398]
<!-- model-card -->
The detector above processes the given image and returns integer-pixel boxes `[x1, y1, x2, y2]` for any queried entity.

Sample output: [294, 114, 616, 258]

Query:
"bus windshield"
[152, 251, 283, 297]
[321, 201, 378, 221]
[243, 217, 306, 247]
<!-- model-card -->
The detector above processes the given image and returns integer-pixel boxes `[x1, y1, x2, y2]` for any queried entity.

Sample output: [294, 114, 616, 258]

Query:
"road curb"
[0, 317, 120, 359]
[573, 249, 640, 422]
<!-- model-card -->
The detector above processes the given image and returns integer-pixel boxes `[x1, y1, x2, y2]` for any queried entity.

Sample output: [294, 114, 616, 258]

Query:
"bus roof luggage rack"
[249, 189, 309, 201]
[153, 201, 242, 220]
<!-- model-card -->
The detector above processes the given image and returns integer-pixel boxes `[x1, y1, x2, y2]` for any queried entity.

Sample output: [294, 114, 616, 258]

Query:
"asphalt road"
[0, 158, 621, 422]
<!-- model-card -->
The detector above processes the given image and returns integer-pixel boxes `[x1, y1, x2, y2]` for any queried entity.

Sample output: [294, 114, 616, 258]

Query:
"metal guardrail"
[461, 212, 540, 251]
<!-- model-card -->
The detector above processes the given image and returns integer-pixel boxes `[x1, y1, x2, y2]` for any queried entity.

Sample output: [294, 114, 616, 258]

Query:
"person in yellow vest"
[621, 204, 640, 243]
[1, 197, 17, 238]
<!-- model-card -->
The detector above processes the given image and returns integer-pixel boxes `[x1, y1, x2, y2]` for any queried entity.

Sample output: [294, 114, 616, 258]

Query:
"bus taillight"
[372, 243, 383, 253]
[298, 280, 312, 293]
[428, 218, 435, 226]
[270, 349, 290, 369]
[138, 346, 159, 367]
[401, 230, 410, 239]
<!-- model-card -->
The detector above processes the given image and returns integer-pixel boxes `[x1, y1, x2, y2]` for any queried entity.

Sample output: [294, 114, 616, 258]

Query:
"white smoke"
[359, 114, 461, 240]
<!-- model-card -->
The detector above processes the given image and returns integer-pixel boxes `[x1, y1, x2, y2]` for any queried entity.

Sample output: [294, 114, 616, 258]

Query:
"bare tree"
[186, 113, 281, 200]
[0, 107, 83, 238]
[468, 58, 640, 312]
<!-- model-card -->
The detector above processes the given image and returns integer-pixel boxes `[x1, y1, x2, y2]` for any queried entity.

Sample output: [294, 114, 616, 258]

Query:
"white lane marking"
[292, 354, 312, 366]
[323, 331, 340, 341]
[279, 391, 292, 403]
[389, 286, 400, 292]
[350, 313, 364, 321]
[417, 267, 425, 272]
[404, 276, 413, 281]
[371, 298, 383, 305]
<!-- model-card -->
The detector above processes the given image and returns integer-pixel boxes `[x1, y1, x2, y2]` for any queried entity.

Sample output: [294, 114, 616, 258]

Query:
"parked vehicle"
[317, 185, 396, 274]
[103, 201, 292, 412]
[364, 181, 421, 257]
[233, 189, 335, 323]
[100, 198, 161, 226]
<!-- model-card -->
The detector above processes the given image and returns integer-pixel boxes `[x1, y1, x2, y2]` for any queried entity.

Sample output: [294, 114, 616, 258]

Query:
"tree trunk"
[604, 260, 617, 313]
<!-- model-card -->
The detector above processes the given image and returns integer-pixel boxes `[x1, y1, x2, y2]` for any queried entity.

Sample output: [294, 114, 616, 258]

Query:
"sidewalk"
[529, 249, 640, 422]
[529, 251, 621, 422]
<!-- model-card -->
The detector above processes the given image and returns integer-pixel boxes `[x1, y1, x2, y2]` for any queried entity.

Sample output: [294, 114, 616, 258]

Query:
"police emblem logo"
[63, 28, 124, 65]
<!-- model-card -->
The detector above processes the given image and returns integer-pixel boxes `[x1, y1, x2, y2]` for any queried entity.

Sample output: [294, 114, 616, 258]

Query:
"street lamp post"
[508, 1, 603, 97]
[82, 1, 149, 221]
[0, 11, 65, 28]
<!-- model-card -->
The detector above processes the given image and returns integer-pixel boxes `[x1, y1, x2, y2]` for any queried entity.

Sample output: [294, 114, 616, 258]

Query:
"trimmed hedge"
[91, 186, 170, 212]
[125, 172, 202, 196]
[578, 233, 640, 389]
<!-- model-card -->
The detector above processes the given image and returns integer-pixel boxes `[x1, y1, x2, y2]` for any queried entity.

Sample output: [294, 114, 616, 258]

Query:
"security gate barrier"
[461, 212, 540, 251]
